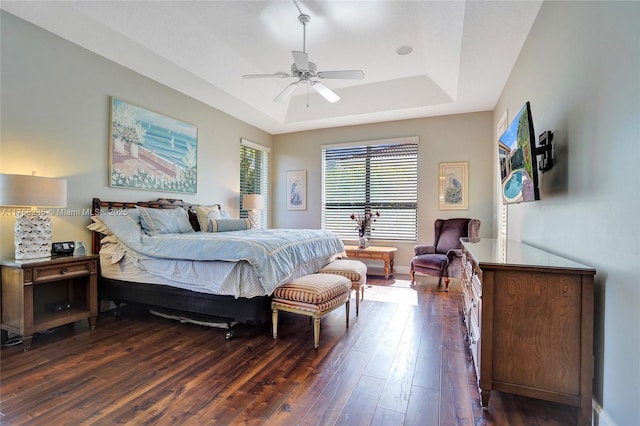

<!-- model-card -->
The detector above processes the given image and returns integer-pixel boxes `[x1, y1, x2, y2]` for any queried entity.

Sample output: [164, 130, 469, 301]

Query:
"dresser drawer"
[461, 287, 473, 315]
[30, 260, 96, 284]
[471, 272, 482, 297]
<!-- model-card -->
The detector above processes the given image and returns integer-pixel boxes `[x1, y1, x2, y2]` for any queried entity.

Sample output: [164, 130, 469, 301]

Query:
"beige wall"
[0, 12, 272, 258]
[494, 2, 640, 424]
[272, 112, 495, 270]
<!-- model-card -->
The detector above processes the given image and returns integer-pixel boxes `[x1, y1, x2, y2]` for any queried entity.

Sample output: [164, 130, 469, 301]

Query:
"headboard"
[90, 197, 203, 255]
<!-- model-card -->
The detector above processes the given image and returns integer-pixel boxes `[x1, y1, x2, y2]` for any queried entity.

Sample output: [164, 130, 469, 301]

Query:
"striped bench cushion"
[273, 274, 352, 304]
[272, 292, 350, 314]
[318, 259, 367, 285]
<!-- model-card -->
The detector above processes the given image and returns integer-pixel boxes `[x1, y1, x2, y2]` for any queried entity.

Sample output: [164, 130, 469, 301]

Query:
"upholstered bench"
[318, 259, 367, 316]
[272, 274, 351, 349]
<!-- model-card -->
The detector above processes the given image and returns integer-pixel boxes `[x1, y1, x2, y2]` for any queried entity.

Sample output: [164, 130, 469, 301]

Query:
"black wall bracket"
[536, 130, 553, 172]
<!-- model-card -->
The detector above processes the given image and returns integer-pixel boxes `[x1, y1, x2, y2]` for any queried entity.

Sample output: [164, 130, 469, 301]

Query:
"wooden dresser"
[460, 238, 595, 425]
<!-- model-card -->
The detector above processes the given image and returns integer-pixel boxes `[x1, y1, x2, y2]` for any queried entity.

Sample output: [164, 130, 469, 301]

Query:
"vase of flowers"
[351, 210, 380, 249]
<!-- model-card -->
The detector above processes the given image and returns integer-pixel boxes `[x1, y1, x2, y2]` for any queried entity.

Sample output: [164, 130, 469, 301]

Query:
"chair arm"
[414, 245, 436, 256]
[446, 248, 463, 260]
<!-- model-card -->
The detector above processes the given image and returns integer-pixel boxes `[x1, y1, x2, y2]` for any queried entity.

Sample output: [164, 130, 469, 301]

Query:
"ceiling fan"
[242, 13, 365, 104]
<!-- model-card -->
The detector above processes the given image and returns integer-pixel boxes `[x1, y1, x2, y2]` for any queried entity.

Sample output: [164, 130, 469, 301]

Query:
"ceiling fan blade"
[317, 70, 365, 80]
[292, 51, 309, 71]
[311, 81, 340, 103]
[242, 72, 291, 79]
[273, 81, 300, 102]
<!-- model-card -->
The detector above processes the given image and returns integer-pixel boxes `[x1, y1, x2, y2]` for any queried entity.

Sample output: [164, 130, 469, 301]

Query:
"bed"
[90, 198, 345, 332]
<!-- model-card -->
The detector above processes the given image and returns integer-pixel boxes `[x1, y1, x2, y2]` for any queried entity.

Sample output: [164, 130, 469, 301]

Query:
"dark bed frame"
[90, 198, 272, 327]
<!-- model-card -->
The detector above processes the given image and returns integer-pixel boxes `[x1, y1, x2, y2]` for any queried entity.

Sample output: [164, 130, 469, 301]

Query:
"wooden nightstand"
[0, 254, 99, 351]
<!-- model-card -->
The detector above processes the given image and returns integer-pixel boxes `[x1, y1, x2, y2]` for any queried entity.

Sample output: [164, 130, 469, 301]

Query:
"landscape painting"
[109, 97, 197, 193]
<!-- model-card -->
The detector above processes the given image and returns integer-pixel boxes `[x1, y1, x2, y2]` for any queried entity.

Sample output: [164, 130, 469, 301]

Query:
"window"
[322, 137, 418, 241]
[240, 139, 269, 229]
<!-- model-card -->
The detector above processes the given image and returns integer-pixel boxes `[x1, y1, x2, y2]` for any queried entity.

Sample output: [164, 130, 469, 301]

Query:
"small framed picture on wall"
[286, 170, 307, 210]
[439, 161, 469, 210]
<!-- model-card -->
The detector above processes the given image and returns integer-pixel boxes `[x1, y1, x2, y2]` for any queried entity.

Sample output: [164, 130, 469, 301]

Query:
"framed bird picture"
[439, 162, 468, 210]
[286, 170, 307, 210]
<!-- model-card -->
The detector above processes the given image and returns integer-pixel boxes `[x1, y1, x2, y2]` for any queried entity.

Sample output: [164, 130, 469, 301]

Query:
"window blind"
[240, 139, 269, 229]
[322, 139, 418, 241]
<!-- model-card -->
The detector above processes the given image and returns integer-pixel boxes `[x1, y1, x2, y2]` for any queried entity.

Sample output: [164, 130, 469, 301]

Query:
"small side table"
[343, 245, 397, 279]
[0, 254, 99, 351]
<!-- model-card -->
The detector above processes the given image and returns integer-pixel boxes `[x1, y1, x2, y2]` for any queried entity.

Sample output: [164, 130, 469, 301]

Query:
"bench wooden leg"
[354, 287, 360, 316]
[346, 300, 350, 328]
[313, 317, 321, 348]
[272, 308, 278, 339]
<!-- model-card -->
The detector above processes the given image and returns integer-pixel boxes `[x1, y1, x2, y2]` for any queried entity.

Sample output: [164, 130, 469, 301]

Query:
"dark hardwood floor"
[0, 274, 577, 425]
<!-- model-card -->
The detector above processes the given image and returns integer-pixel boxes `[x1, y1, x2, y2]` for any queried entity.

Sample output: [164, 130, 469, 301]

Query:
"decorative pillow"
[137, 206, 194, 235]
[195, 205, 222, 232]
[209, 218, 251, 232]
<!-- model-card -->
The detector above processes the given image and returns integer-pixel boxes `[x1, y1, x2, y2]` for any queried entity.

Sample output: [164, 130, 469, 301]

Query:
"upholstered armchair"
[410, 218, 480, 291]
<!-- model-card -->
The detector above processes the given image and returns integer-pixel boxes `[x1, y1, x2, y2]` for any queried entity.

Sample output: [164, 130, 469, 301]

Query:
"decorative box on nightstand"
[0, 254, 99, 351]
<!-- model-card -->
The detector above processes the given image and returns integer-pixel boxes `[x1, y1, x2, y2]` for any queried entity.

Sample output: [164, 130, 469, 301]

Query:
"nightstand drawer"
[31, 261, 96, 284]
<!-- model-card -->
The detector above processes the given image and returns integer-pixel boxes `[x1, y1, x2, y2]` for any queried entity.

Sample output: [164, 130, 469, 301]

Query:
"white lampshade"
[243, 194, 264, 210]
[0, 173, 67, 260]
[0, 174, 67, 207]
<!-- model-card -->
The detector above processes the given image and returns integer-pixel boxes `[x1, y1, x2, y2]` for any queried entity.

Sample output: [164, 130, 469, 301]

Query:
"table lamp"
[242, 194, 264, 229]
[0, 173, 67, 259]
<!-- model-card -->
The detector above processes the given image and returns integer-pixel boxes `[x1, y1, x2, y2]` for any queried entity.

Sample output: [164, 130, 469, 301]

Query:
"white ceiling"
[1, 1, 542, 135]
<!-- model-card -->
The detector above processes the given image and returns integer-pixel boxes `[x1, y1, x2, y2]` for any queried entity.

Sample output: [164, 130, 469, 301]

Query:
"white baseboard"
[394, 265, 410, 275]
[592, 398, 617, 426]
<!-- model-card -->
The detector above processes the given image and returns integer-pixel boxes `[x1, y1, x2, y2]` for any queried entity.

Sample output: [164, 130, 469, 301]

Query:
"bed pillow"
[194, 205, 222, 232]
[209, 218, 251, 232]
[87, 209, 140, 236]
[137, 206, 194, 235]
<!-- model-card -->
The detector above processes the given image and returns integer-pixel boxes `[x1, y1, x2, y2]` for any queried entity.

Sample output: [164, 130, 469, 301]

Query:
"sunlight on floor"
[359, 276, 420, 305]
[356, 275, 461, 306]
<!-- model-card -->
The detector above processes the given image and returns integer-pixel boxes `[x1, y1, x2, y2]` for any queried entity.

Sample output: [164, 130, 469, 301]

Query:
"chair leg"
[410, 269, 415, 284]
[444, 277, 451, 292]
[354, 287, 360, 316]
[272, 308, 279, 339]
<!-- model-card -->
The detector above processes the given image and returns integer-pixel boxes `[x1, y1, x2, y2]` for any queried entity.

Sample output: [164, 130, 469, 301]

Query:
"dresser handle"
[61, 268, 69, 274]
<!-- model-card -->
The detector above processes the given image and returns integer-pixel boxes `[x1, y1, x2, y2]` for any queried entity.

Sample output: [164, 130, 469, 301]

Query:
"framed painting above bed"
[109, 97, 198, 194]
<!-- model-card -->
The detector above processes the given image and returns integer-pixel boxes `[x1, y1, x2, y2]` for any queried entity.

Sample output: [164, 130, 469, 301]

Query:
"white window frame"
[321, 136, 419, 241]
[240, 139, 269, 229]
